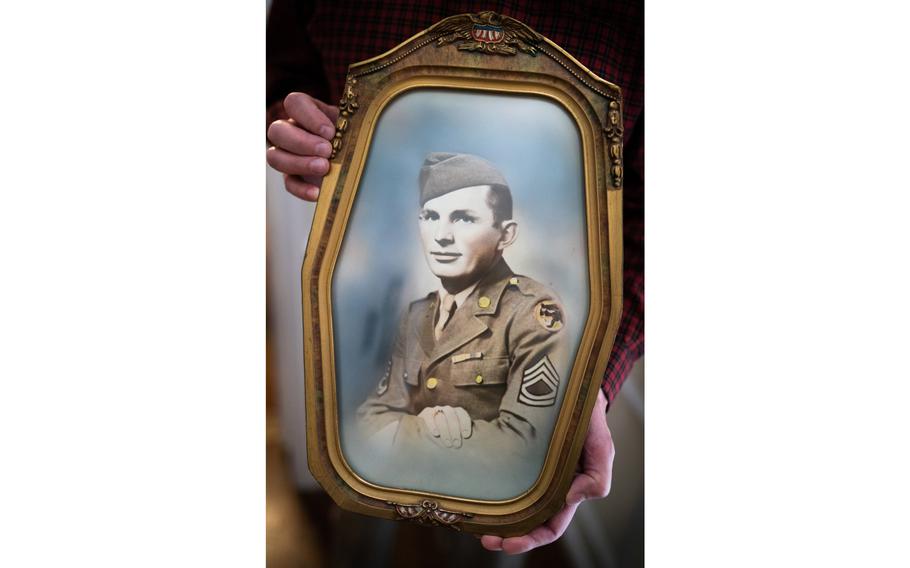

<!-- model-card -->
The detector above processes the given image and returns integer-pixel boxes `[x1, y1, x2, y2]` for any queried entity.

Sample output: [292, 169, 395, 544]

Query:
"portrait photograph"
[330, 88, 590, 501]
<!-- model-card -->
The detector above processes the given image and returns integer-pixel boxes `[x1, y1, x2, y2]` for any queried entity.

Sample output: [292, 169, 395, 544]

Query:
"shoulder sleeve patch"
[518, 355, 559, 407]
[533, 300, 564, 332]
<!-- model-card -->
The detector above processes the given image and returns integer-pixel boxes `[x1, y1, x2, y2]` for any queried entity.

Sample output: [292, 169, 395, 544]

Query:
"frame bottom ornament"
[388, 500, 474, 531]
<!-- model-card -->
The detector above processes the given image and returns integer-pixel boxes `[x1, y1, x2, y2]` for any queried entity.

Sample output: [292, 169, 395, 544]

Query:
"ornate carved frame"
[302, 11, 624, 536]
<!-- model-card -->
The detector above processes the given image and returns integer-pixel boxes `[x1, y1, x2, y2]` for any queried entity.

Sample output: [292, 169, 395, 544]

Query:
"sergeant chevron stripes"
[518, 355, 559, 407]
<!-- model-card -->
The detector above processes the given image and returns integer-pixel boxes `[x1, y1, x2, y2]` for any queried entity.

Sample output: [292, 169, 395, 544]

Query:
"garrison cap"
[418, 152, 511, 206]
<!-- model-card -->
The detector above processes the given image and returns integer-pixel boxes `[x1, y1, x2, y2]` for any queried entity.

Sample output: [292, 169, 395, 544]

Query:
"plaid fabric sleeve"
[602, 111, 644, 407]
[266, 0, 332, 131]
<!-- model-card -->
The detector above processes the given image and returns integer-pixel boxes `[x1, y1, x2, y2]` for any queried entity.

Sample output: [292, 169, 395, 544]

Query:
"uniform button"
[474, 374, 483, 384]
[426, 377, 438, 390]
[478, 296, 491, 308]
[509, 277, 519, 286]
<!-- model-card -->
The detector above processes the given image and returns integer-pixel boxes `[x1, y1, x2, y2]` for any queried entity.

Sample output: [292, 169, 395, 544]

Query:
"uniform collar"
[465, 257, 514, 316]
[415, 257, 515, 363]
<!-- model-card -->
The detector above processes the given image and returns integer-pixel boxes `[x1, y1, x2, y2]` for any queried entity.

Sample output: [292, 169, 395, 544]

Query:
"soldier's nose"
[435, 225, 453, 244]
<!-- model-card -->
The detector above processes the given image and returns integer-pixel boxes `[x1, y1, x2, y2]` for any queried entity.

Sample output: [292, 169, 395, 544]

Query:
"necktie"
[434, 293, 457, 340]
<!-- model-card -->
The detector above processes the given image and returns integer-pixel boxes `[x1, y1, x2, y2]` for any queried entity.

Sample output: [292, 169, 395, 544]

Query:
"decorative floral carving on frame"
[430, 11, 543, 56]
[604, 101, 624, 189]
[388, 499, 474, 530]
[330, 75, 359, 159]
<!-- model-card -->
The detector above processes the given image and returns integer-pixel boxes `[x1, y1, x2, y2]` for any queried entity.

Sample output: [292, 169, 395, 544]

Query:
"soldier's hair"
[486, 184, 513, 227]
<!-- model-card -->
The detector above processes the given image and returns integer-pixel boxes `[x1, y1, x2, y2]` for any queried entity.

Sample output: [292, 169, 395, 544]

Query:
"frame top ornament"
[429, 11, 543, 56]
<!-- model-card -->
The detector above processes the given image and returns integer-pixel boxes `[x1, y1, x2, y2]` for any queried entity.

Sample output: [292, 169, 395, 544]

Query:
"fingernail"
[313, 158, 329, 173]
[306, 187, 319, 200]
[316, 141, 331, 157]
[567, 494, 583, 506]
[483, 538, 503, 551]
[320, 125, 335, 139]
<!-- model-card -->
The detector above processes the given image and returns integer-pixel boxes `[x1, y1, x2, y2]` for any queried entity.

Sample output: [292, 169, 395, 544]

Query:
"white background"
[2, 1, 909, 566]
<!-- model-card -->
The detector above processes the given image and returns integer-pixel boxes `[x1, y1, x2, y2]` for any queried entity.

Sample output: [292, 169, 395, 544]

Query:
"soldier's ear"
[498, 220, 518, 250]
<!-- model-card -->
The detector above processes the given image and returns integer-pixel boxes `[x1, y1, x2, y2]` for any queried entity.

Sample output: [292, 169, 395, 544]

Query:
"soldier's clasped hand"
[417, 405, 473, 448]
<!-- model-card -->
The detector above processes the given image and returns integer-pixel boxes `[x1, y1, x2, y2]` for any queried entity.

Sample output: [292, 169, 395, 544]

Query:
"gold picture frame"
[302, 11, 624, 536]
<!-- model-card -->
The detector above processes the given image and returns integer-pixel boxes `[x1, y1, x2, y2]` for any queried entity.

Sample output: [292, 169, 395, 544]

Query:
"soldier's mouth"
[431, 252, 461, 264]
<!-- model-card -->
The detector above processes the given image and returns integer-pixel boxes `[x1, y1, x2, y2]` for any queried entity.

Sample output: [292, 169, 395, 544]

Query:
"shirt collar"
[438, 281, 479, 311]
[435, 258, 514, 315]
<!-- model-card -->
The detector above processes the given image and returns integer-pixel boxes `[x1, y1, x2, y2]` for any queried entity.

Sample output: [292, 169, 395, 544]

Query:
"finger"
[434, 411, 453, 447]
[267, 120, 333, 158]
[480, 535, 503, 551]
[419, 407, 441, 438]
[312, 99, 340, 123]
[454, 407, 472, 439]
[283, 92, 336, 139]
[441, 406, 462, 448]
[566, 470, 607, 507]
[267, 147, 330, 177]
[566, 446, 614, 505]
[501, 502, 579, 555]
[283, 174, 321, 202]
[566, 414, 615, 505]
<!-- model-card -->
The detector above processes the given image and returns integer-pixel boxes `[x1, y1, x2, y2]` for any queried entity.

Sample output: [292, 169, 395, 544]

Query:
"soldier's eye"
[452, 212, 477, 223]
[419, 210, 438, 221]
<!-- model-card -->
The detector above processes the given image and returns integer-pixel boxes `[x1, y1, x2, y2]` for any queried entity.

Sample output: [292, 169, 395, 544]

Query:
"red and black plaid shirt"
[267, 0, 643, 407]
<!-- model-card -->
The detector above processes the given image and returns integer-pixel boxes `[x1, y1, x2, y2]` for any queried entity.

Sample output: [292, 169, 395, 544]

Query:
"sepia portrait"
[331, 89, 589, 501]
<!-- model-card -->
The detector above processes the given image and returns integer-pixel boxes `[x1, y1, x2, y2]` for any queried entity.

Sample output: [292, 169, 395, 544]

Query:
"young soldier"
[358, 152, 569, 457]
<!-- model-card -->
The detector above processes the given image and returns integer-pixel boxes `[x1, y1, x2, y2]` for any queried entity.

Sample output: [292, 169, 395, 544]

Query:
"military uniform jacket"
[357, 259, 569, 455]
